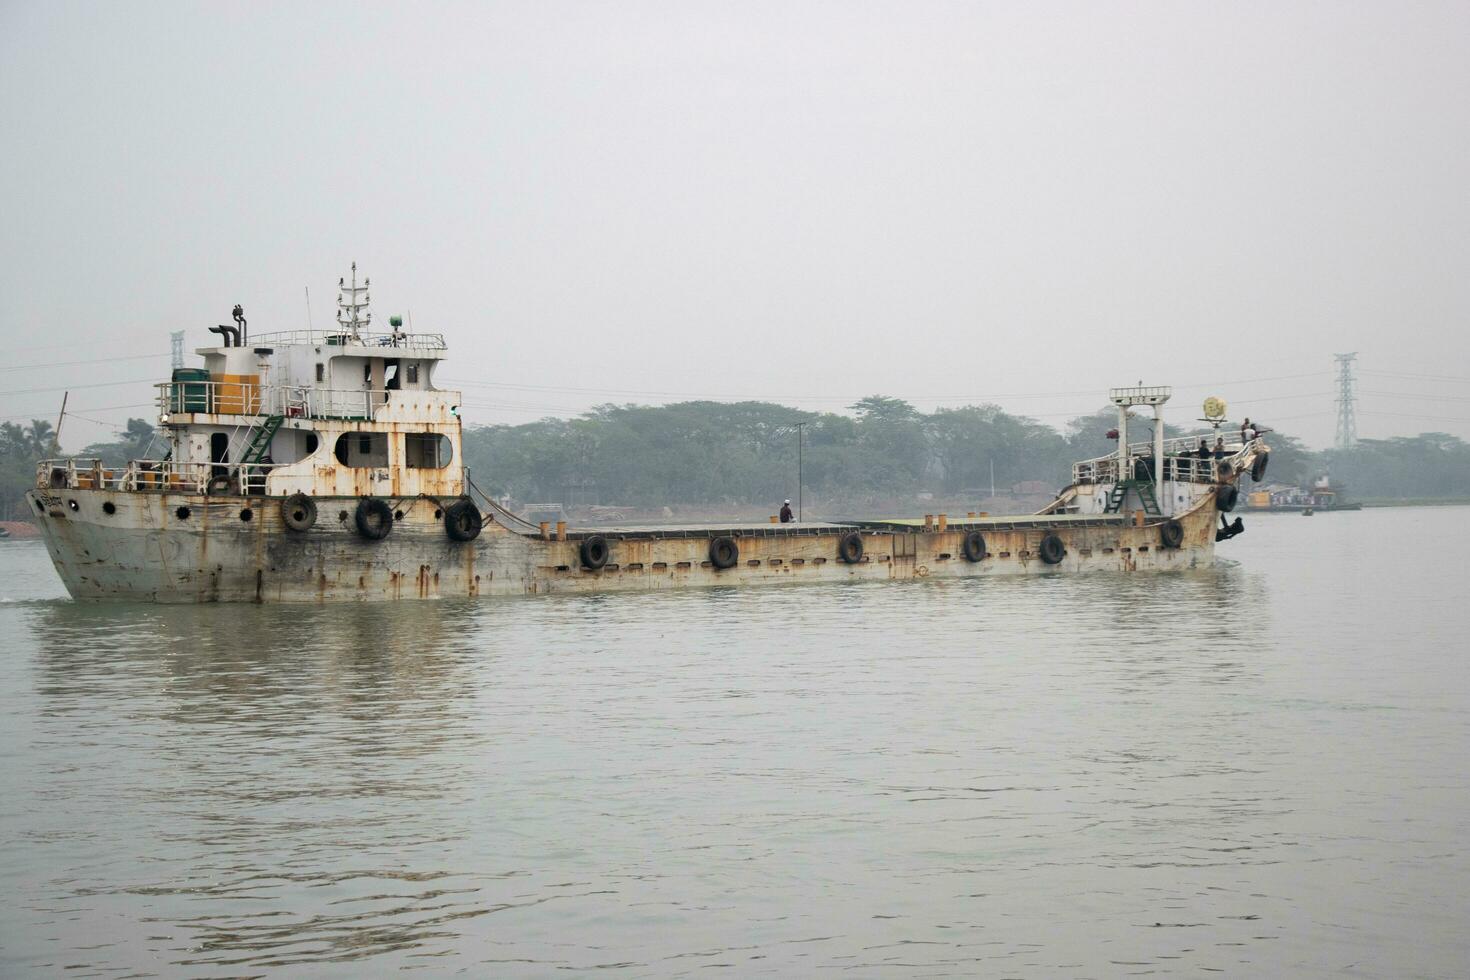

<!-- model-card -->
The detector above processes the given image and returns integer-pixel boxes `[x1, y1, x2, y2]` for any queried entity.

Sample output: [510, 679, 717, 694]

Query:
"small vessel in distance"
[27, 269, 1269, 603]
[1247, 474, 1362, 512]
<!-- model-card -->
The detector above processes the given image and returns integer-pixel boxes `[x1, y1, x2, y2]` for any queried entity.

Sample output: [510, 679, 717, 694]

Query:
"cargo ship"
[26, 269, 1267, 603]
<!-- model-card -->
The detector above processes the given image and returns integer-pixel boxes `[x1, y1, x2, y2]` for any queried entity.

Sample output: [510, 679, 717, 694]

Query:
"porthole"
[240, 508, 254, 522]
[433, 508, 443, 519]
[338, 510, 349, 522]
[102, 501, 116, 515]
[176, 506, 191, 520]
[394, 509, 404, 521]
[67, 499, 79, 511]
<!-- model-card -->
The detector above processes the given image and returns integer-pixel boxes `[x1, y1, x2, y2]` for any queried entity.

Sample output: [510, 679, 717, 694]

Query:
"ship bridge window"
[334, 431, 389, 467]
[385, 361, 400, 391]
[404, 432, 452, 469]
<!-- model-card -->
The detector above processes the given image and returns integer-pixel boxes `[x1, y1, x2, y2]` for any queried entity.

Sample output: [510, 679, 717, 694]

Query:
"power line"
[0, 401, 154, 423]
[0, 352, 167, 373]
[1361, 369, 1470, 385]
[0, 378, 158, 397]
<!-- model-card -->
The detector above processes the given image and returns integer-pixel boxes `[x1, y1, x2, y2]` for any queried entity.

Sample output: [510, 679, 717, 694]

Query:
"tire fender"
[444, 498, 483, 542]
[580, 535, 609, 570]
[281, 493, 317, 532]
[354, 497, 393, 541]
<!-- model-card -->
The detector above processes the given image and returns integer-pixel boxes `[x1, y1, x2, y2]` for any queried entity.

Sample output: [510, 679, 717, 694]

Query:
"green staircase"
[1105, 479, 1162, 517]
[240, 415, 284, 465]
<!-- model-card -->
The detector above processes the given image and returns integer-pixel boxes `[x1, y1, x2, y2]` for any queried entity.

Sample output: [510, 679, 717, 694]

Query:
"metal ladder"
[1104, 479, 1163, 517]
[236, 415, 284, 493]
[240, 415, 284, 464]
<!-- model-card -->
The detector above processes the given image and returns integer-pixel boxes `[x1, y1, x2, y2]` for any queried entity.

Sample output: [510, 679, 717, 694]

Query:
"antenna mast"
[1334, 352, 1358, 449]
[337, 261, 371, 339]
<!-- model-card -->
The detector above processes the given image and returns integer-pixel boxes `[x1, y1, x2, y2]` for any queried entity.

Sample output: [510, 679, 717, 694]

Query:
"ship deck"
[851, 513, 1132, 531]
[548, 512, 1132, 540]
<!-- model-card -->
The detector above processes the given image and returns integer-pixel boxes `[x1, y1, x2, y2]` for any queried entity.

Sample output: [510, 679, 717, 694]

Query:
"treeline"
[0, 418, 154, 520]
[459, 397, 1321, 508]
[1319, 434, 1470, 500]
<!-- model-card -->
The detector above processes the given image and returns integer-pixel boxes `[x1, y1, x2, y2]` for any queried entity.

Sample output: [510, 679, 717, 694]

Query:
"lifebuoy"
[281, 493, 316, 532]
[962, 530, 986, 562]
[1251, 453, 1269, 481]
[580, 534, 609, 570]
[837, 531, 864, 564]
[709, 536, 739, 569]
[354, 497, 393, 540]
[444, 498, 482, 542]
[1160, 519, 1184, 549]
[1039, 533, 1065, 564]
[1216, 485, 1239, 512]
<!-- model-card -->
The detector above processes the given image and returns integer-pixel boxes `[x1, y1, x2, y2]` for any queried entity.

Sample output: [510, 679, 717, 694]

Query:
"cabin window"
[384, 361, 400, 391]
[334, 432, 389, 467]
[404, 432, 453, 469]
[406, 363, 419, 384]
[363, 363, 372, 384]
[315, 363, 325, 383]
[268, 428, 319, 464]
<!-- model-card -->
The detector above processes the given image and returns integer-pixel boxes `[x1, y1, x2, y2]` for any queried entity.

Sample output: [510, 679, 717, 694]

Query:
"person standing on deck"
[779, 500, 794, 523]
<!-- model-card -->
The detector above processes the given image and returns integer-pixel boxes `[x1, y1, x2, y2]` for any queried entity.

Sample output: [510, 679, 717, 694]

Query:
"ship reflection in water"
[4, 507, 1469, 977]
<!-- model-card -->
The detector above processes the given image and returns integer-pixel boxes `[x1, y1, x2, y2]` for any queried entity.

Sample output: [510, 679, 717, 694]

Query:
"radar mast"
[336, 262, 371, 339]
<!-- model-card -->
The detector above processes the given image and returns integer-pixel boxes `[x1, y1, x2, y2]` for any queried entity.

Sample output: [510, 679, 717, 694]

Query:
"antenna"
[336, 261, 372, 339]
[305, 286, 313, 331]
[1334, 352, 1358, 449]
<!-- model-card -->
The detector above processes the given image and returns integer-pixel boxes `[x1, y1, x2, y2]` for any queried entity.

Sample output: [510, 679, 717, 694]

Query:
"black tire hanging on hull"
[281, 493, 317, 532]
[962, 530, 986, 562]
[1216, 485, 1239, 512]
[837, 532, 864, 564]
[444, 498, 483, 542]
[709, 536, 739, 570]
[1160, 519, 1184, 549]
[1039, 533, 1065, 565]
[354, 497, 394, 540]
[1251, 453, 1269, 481]
[580, 535, 609, 570]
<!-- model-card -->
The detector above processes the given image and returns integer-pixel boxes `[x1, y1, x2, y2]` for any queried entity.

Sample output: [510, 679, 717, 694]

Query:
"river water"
[1, 507, 1467, 978]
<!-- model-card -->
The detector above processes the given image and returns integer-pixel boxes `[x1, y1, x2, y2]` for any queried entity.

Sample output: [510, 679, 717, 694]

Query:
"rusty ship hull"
[25, 485, 1227, 604]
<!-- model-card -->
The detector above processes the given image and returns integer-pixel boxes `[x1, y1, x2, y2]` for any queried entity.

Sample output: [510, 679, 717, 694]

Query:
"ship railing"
[1071, 438, 1262, 485]
[37, 458, 275, 495]
[1127, 434, 1247, 456]
[157, 382, 455, 422]
[158, 379, 275, 417]
[248, 328, 448, 351]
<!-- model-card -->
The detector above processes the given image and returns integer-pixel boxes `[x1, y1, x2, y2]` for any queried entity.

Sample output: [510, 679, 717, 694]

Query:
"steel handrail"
[247, 328, 447, 350]
[37, 458, 277, 494]
[156, 382, 460, 421]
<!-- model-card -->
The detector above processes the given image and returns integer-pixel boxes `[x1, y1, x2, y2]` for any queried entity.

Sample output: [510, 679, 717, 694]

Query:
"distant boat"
[1247, 475, 1361, 513]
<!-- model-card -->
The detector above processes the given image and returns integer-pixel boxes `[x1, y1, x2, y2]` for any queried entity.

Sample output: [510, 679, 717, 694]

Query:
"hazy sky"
[4, 1, 1468, 452]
